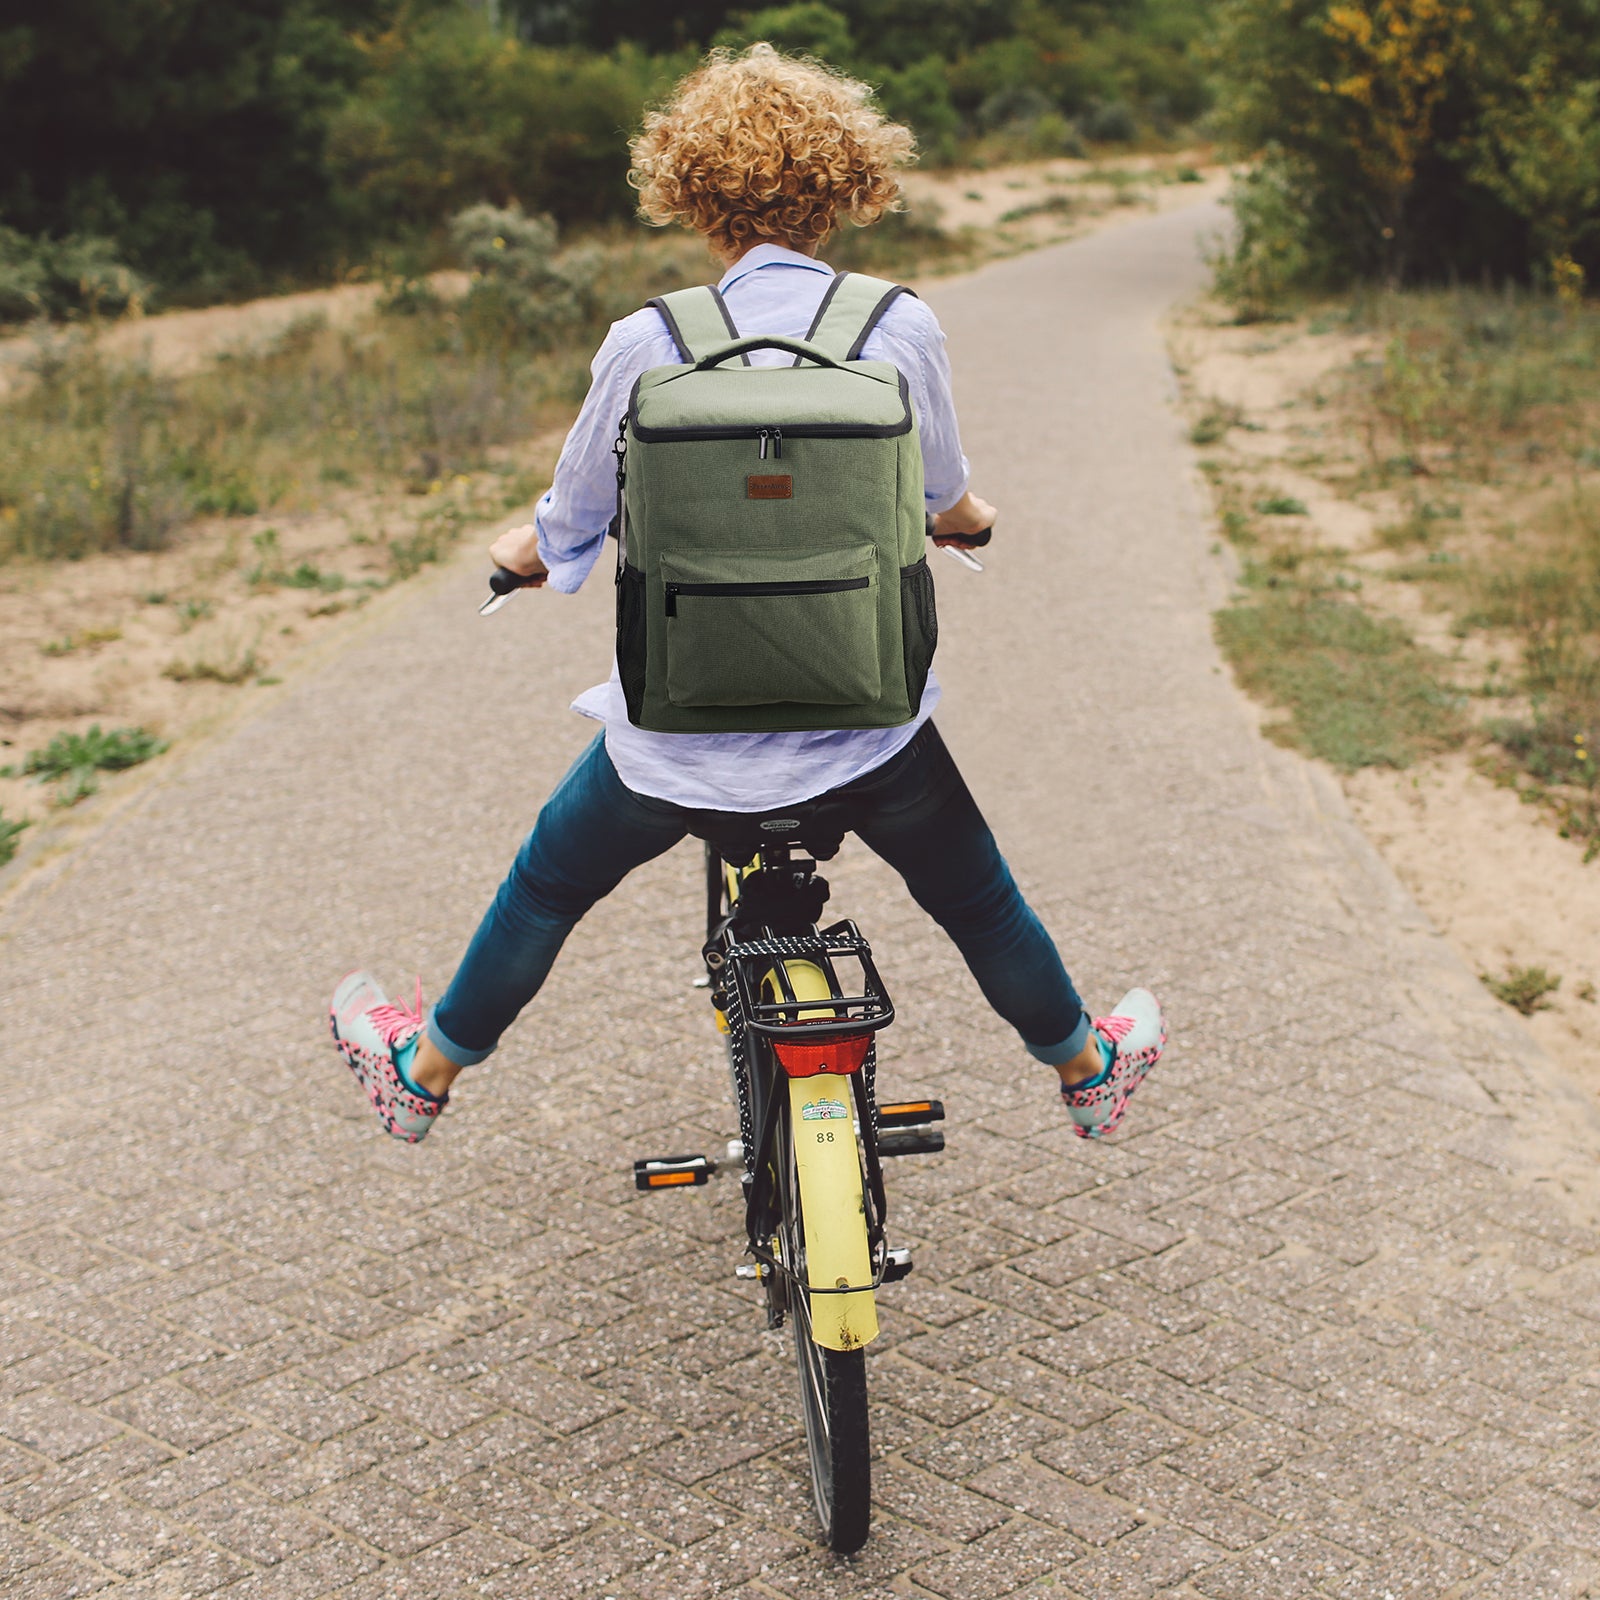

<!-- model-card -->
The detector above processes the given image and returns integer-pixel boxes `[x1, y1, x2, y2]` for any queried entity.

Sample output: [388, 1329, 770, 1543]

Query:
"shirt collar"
[717, 243, 833, 290]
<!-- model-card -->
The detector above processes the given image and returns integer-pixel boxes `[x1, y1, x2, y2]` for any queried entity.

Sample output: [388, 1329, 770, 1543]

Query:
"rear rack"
[719, 920, 895, 1041]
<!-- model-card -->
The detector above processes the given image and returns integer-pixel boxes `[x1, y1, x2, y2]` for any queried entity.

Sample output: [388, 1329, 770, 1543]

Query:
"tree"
[0, 0, 407, 295]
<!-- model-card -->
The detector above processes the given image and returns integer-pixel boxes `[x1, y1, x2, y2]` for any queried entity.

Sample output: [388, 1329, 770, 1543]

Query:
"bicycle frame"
[704, 847, 894, 1351]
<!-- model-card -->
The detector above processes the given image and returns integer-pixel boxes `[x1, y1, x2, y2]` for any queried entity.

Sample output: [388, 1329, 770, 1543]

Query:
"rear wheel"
[777, 1101, 872, 1553]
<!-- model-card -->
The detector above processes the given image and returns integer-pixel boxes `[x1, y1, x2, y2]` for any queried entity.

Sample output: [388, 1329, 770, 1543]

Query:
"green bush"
[328, 17, 690, 244]
[0, 228, 152, 325]
[450, 204, 586, 350]
[1207, 157, 1323, 321]
[714, 3, 857, 64]
[1211, 0, 1600, 292]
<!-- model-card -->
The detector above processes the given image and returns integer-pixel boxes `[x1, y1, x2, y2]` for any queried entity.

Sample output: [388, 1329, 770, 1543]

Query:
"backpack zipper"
[628, 370, 912, 443]
[664, 575, 869, 617]
[757, 428, 783, 460]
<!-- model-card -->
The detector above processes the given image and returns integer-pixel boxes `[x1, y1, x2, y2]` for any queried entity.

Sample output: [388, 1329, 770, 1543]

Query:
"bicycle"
[483, 521, 991, 1552]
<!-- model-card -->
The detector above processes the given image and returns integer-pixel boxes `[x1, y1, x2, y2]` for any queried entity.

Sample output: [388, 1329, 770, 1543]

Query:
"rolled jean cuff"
[427, 1005, 494, 1068]
[1024, 1012, 1092, 1068]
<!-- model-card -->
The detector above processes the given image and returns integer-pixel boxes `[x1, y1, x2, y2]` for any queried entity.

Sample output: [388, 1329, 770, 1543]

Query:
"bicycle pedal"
[881, 1247, 914, 1284]
[633, 1154, 716, 1190]
[878, 1099, 945, 1129]
[877, 1128, 945, 1158]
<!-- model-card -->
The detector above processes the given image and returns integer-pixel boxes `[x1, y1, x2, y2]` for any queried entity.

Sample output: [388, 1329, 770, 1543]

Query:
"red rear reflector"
[773, 1033, 871, 1078]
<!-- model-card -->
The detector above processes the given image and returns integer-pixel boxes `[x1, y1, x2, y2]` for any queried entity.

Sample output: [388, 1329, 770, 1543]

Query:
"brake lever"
[479, 566, 546, 615]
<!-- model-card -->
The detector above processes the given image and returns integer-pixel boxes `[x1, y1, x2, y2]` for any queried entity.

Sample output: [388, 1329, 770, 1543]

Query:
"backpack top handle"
[648, 286, 751, 365]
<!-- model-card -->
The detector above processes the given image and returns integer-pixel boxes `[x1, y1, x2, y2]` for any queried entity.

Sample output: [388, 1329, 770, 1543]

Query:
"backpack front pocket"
[661, 545, 881, 708]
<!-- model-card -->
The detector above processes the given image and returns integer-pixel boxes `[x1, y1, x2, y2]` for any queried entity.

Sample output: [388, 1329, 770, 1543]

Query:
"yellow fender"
[770, 962, 879, 1352]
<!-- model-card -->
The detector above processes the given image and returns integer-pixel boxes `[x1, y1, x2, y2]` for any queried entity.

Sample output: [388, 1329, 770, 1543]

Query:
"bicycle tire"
[776, 1081, 872, 1553]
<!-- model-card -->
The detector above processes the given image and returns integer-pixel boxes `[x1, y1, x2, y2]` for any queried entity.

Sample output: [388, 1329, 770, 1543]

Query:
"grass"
[1482, 964, 1562, 1015]
[998, 195, 1078, 225]
[0, 809, 27, 864]
[0, 229, 706, 564]
[9, 724, 167, 779]
[1350, 288, 1600, 484]
[3, 723, 169, 808]
[1, 217, 984, 570]
[1205, 286, 1600, 852]
[1214, 589, 1466, 770]
[1342, 294, 1600, 847]
[164, 634, 261, 685]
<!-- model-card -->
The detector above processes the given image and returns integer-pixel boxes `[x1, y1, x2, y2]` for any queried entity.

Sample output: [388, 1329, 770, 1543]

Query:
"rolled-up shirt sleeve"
[533, 312, 674, 593]
[872, 297, 971, 515]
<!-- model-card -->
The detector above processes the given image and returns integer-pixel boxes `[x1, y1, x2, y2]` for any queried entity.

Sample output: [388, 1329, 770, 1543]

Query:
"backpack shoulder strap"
[646, 285, 750, 365]
[802, 272, 918, 362]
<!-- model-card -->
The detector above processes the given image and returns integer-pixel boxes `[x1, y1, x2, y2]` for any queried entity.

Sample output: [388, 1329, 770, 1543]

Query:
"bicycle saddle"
[686, 798, 858, 866]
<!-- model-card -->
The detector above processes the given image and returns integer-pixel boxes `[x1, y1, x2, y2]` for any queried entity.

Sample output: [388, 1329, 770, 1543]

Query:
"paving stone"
[1190, 1529, 1361, 1598]
[1460, 1544, 1600, 1598]
[901, 1401, 1065, 1482]
[431, 1464, 599, 1549]
[872, 1460, 1009, 1542]
[0, 1393, 125, 1460]
[187, 1486, 334, 1565]
[313, 1471, 468, 1556]
[1107, 1463, 1279, 1552]
[1, 1436, 174, 1523]
[44, 1497, 196, 1577]
[1035, 1407, 1189, 1484]
[967, 1456, 1138, 1545]
[478, 1524, 663, 1597]
[869, 1359, 993, 1428]
[912, 1519, 1084, 1599]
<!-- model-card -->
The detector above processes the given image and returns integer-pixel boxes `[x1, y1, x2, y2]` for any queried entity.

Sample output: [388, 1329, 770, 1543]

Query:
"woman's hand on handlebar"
[931, 491, 997, 545]
[488, 523, 549, 586]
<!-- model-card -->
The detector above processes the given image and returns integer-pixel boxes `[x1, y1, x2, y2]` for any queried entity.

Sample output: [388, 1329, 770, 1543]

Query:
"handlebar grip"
[490, 566, 543, 595]
[924, 514, 994, 549]
[935, 526, 993, 549]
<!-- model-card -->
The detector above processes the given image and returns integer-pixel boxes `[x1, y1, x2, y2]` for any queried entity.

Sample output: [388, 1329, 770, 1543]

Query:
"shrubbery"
[1210, 0, 1600, 314]
[2, 1, 1216, 312]
[0, 229, 152, 323]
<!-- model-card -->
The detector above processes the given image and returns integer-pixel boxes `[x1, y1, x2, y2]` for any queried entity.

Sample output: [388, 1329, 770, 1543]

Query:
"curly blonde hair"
[629, 44, 915, 261]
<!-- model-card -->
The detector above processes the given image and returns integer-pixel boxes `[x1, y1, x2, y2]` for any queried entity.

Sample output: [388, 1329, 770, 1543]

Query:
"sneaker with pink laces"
[1060, 987, 1165, 1140]
[329, 971, 446, 1143]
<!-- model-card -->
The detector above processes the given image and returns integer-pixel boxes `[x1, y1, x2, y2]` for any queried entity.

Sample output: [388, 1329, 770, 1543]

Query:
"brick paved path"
[7, 200, 1600, 1599]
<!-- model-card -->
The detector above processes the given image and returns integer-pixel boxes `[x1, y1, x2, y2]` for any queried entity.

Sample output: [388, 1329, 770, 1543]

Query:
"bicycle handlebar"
[931, 525, 992, 549]
[489, 565, 545, 595]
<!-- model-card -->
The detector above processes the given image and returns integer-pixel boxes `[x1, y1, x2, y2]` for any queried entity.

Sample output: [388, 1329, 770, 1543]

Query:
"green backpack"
[614, 271, 937, 734]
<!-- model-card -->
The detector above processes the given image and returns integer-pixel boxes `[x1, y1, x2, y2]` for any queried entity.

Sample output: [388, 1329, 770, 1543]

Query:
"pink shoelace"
[1094, 1012, 1133, 1046]
[367, 977, 426, 1046]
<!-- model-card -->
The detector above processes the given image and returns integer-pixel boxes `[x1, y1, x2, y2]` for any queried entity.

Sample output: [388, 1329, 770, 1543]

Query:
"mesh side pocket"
[900, 557, 938, 707]
[617, 562, 647, 723]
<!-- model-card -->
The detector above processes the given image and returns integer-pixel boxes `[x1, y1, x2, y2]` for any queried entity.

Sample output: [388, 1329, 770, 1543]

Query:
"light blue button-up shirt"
[534, 243, 971, 810]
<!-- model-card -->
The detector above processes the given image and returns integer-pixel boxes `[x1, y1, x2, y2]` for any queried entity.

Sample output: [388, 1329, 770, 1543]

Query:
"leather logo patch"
[747, 474, 793, 499]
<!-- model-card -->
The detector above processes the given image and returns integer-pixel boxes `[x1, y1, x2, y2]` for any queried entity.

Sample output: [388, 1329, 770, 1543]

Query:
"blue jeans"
[430, 723, 1088, 1069]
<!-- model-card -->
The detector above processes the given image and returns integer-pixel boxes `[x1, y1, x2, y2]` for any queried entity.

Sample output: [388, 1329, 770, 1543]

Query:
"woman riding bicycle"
[330, 43, 1164, 1145]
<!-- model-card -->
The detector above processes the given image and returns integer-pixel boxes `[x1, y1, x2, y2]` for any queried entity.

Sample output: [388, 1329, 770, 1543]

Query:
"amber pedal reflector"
[878, 1099, 945, 1130]
[648, 1172, 697, 1187]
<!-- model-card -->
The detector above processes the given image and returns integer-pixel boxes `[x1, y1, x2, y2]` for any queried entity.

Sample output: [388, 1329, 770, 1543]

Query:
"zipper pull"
[772, 428, 783, 460]
[758, 429, 770, 460]
[665, 583, 679, 617]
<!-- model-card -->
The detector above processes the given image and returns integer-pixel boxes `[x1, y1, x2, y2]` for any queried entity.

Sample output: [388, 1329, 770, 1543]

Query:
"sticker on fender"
[801, 1097, 850, 1122]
